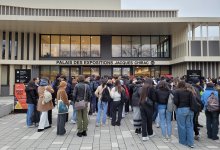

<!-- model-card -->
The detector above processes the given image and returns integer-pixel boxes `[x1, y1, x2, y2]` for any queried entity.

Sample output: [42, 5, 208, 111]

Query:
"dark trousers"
[48, 110, 52, 125]
[57, 113, 66, 135]
[111, 101, 123, 125]
[140, 105, 153, 137]
[205, 110, 219, 139]
[152, 103, 158, 122]
[107, 100, 113, 117]
[125, 100, 130, 113]
[193, 112, 199, 136]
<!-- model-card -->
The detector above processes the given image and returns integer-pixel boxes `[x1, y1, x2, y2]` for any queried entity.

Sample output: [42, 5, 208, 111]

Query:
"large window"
[112, 67, 131, 77]
[112, 35, 170, 58]
[82, 67, 99, 76]
[40, 35, 100, 58]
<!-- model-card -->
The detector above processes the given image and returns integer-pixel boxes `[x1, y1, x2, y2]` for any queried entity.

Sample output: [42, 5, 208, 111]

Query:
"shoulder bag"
[75, 85, 87, 110]
[57, 94, 68, 114]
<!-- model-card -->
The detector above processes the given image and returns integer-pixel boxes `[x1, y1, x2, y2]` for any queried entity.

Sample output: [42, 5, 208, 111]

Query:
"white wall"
[0, 0, 121, 10]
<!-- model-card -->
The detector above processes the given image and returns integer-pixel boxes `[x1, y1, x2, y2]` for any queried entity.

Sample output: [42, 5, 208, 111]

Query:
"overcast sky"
[121, 0, 220, 17]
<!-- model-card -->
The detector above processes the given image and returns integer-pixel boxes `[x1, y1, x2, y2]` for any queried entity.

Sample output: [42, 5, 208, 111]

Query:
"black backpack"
[101, 87, 112, 102]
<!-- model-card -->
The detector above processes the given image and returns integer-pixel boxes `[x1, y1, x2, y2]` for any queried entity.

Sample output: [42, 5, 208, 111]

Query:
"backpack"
[101, 87, 112, 102]
[43, 87, 52, 104]
[207, 92, 219, 112]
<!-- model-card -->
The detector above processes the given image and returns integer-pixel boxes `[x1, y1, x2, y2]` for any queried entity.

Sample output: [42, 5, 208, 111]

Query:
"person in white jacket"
[110, 79, 124, 126]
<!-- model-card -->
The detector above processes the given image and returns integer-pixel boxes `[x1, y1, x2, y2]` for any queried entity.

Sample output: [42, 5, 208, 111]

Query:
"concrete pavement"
[0, 107, 220, 150]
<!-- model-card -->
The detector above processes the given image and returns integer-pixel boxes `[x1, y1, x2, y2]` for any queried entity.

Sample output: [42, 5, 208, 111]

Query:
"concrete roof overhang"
[0, 16, 220, 35]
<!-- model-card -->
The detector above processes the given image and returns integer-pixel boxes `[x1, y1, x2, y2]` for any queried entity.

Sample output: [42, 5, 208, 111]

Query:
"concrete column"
[207, 25, 209, 56]
[0, 65, 2, 96]
[214, 62, 217, 78]
[17, 32, 21, 60]
[202, 62, 205, 77]
[9, 65, 15, 95]
[0, 31, 2, 59]
[219, 24, 220, 55]
[210, 62, 212, 78]
[23, 33, 27, 60]
[29, 33, 33, 60]
[5, 31, 9, 60]
[218, 62, 220, 77]
[200, 25, 203, 56]
[22, 65, 26, 69]
[206, 62, 208, 78]
[11, 32, 15, 60]
[36, 33, 39, 60]
[188, 24, 191, 56]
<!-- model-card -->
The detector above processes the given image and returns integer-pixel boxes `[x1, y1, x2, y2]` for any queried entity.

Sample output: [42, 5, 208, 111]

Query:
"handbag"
[75, 85, 87, 110]
[57, 95, 68, 114]
[167, 93, 176, 112]
[145, 97, 153, 107]
[42, 86, 52, 104]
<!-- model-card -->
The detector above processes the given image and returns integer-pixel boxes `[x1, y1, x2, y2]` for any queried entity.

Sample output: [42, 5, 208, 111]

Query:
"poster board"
[187, 70, 201, 83]
[14, 83, 27, 112]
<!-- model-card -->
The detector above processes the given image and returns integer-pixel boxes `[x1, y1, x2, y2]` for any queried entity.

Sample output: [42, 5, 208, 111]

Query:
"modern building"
[0, 0, 220, 96]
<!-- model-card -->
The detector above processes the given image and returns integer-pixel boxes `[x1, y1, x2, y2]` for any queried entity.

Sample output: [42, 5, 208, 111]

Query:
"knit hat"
[59, 81, 67, 88]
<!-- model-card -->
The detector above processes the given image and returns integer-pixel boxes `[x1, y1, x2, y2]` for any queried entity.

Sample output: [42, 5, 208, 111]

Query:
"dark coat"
[25, 82, 38, 105]
[174, 88, 192, 108]
[73, 82, 92, 103]
[155, 88, 170, 105]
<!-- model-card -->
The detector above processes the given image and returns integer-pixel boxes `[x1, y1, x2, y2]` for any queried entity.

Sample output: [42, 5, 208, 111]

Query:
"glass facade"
[40, 35, 100, 57]
[112, 35, 170, 58]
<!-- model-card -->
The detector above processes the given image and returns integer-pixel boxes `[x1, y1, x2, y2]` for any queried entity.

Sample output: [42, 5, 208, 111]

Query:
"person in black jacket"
[139, 78, 156, 141]
[156, 81, 172, 141]
[25, 81, 38, 127]
[174, 81, 194, 148]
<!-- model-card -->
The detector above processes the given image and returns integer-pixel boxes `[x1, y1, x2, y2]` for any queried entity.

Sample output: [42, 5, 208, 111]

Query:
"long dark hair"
[158, 80, 170, 91]
[139, 78, 153, 104]
[115, 79, 122, 93]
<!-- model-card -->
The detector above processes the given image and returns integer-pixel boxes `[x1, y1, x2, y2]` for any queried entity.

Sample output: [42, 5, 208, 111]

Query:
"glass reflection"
[122, 36, 131, 57]
[141, 36, 151, 57]
[112, 36, 121, 57]
[60, 36, 70, 57]
[51, 35, 59, 57]
[91, 36, 100, 57]
[81, 36, 90, 57]
[41, 35, 50, 57]
[132, 36, 141, 57]
[71, 36, 80, 57]
[113, 67, 121, 76]
[122, 68, 130, 76]
[151, 36, 159, 57]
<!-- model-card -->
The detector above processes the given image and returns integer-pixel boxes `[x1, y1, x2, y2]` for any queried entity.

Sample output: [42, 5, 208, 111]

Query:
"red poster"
[14, 83, 27, 110]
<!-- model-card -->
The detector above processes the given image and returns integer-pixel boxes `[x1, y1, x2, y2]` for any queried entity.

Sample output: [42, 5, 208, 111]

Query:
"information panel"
[15, 69, 31, 83]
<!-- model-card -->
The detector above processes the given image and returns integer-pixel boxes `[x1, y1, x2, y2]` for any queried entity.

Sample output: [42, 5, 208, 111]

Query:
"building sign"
[187, 70, 201, 82]
[14, 83, 27, 111]
[56, 60, 155, 65]
[15, 69, 31, 83]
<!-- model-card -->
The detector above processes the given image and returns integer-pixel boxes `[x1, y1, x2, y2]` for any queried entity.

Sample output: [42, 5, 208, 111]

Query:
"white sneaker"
[142, 137, 149, 141]
[156, 123, 160, 128]
[149, 133, 155, 138]
[96, 123, 100, 127]
[162, 137, 168, 142]
[70, 120, 76, 124]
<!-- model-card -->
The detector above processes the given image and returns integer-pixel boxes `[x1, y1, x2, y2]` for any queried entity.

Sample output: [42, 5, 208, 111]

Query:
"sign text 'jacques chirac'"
[56, 60, 151, 65]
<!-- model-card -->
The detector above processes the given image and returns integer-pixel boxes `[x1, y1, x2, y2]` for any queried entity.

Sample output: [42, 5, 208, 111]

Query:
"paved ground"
[0, 107, 220, 150]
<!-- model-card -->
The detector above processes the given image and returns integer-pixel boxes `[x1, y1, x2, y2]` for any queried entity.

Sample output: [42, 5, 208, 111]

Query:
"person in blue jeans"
[25, 81, 38, 127]
[70, 101, 77, 124]
[174, 81, 194, 148]
[156, 81, 172, 141]
[201, 82, 219, 140]
[95, 80, 108, 126]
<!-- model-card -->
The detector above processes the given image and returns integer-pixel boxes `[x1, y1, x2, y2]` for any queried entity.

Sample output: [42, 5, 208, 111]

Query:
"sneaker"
[142, 137, 149, 141]
[212, 136, 219, 140]
[96, 123, 100, 127]
[162, 137, 168, 142]
[93, 112, 97, 116]
[70, 120, 76, 124]
[27, 124, 35, 128]
[116, 122, 121, 126]
[189, 145, 194, 148]
[77, 132, 82, 137]
[82, 131, 87, 136]
[44, 125, 51, 129]
[156, 123, 160, 128]
[194, 135, 200, 141]
[135, 129, 139, 135]
[37, 129, 44, 132]
[149, 133, 155, 138]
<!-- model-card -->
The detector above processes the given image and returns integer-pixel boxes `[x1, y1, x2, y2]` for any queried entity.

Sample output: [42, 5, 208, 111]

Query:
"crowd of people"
[25, 74, 220, 148]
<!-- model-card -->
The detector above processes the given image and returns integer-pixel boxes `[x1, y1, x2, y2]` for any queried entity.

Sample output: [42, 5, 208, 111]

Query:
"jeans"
[158, 105, 172, 138]
[176, 107, 194, 146]
[96, 101, 108, 124]
[91, 94, 97, 113]
[26, 104, 35, 126]
[71, 103, 77, 122]
[205, 110, 219, 139]
[140, 104, 153, 137]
